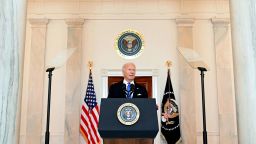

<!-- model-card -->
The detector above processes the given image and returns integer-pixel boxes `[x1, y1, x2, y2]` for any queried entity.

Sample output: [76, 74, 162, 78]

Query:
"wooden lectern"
[98, 98, 159, 144]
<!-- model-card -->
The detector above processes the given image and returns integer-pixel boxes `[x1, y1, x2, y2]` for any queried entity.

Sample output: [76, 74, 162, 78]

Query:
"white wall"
[82, 19, 179, 101]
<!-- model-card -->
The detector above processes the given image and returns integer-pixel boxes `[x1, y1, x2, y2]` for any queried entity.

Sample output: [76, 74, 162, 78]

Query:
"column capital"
[211, 18, 230, 42]
[211, 18, 230, 27]
[65, 19, 84, 28]
[175, 18, 195, 27]
[29, 18, 49, 28]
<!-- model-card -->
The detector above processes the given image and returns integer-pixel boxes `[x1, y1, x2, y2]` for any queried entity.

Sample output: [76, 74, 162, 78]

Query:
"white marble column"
[0, 0, 27, 143]
[25, 19, 48, 144]
[176, 19, 197, 144]
[64, 19, 84, 144]
[211, 18, 238, 144]
[229, 1, 256, 143]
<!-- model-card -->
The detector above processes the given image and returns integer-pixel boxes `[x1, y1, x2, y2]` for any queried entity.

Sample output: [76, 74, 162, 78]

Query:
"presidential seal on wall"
[115, 29, 144, 59]
[117, 103, 140, 125]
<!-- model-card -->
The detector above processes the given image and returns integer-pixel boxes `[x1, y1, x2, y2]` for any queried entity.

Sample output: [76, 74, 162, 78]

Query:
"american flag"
[80, 70, 101, 144]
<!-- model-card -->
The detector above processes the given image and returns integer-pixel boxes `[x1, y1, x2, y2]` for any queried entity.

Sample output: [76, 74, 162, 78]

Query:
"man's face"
[123, 64, 136, 82]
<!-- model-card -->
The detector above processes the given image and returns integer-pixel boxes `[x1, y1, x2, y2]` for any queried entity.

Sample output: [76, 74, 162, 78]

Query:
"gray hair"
[122, 62, 136, 73]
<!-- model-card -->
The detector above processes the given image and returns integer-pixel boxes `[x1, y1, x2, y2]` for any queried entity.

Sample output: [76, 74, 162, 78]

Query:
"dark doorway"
[108, 76, 152, 98]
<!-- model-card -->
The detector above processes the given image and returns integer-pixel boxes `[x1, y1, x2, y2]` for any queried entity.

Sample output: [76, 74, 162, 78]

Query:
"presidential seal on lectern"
[117, 103, 140, 125]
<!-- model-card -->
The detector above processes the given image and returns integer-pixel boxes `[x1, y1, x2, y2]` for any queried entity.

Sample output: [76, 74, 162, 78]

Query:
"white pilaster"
[64, 19, 84, 144]
[212, 18, 238, 144]
[176, 18, 197, 144]
[25, 18, 48, 144]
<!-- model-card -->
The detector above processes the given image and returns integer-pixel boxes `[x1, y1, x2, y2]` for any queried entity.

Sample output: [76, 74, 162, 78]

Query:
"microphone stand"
[45, 67, 55, 144]
[198, 67, 207, 144]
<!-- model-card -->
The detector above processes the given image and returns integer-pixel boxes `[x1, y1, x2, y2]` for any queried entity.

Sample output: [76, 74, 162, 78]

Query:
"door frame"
[101, 69, 159, 100]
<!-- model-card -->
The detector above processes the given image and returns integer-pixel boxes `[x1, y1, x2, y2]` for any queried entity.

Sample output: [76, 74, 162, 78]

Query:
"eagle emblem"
[123, 35, 137, 50]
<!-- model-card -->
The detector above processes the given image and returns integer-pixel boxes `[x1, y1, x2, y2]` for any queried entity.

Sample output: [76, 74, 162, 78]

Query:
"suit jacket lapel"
[119, 81, 126, 98]
[133, 83, 138, 98]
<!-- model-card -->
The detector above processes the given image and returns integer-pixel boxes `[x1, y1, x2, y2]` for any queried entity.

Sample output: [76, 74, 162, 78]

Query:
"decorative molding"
[175, 18, 195, 27]
[27, 0, 230, 20]
[152, 69, 159, 76]
[211, 18, 230, 27]
[212, 18, 230, 44]
[65, 19, 84, 28]
[29, 18, 49, 27]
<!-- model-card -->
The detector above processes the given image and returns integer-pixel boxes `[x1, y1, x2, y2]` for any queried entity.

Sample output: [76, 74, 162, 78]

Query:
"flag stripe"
[81, 105, 97, 144]
[81, 111, 95, 144]
[80, 125, 89, 144]
[80, 116, 95, 143]
[82, 111, 98, 144]
[88, 112, 100, 142]
[80, 113, 91, 136]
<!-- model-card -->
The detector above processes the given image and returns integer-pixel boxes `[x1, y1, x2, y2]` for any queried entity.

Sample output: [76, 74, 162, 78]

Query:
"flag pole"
[166, 60, 172, 69]
[166, 60, 172, 95]
[88, 61, 93, 71]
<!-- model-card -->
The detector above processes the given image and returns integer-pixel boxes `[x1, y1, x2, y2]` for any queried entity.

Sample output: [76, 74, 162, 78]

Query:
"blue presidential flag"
[161, 69, 181, 144]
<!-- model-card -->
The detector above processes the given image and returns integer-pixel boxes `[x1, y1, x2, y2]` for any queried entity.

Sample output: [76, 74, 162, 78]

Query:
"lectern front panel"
[98, 98, 158, 138]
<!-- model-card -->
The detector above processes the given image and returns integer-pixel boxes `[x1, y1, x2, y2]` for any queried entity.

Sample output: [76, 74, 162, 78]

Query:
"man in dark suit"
[108, 62, 148, 98]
